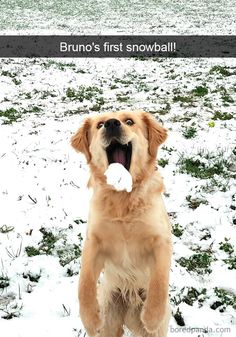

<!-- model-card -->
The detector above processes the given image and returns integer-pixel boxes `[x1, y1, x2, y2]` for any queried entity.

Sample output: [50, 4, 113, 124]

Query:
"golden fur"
[71, 111, 172, 337]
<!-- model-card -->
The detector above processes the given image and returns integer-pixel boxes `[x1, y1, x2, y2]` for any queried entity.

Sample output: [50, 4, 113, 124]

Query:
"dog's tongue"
[113, 148, 126, 166]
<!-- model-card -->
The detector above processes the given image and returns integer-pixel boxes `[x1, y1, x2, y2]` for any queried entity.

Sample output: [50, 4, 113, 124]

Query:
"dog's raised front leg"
[79, 235, 104, 337]
[141, 235, 172, 335]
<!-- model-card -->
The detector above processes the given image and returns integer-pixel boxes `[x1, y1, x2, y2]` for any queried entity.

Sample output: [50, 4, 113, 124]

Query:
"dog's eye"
[97, 121, 104, 129]
[125, 119, 134, 126]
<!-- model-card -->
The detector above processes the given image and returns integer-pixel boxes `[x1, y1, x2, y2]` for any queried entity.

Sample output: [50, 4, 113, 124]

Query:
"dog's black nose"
[104, 119, 121, 129]
[104, 118, 121, 139]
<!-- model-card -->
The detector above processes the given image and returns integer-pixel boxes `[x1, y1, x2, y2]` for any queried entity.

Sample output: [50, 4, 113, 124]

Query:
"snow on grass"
[0, 46, 236, 337]
[0, 6, 235, 337]
[0, 0, 236, 34]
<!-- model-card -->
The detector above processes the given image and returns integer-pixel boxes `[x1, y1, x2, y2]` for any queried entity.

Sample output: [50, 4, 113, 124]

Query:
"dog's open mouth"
[106, 141, 132, 171]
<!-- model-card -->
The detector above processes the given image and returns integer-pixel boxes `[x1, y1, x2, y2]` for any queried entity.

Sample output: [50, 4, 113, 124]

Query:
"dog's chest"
[102, 240, 151, 297]
[101, 218, 155, 262]
[103, 225, 152, 276]
[97, 220, 156, 298]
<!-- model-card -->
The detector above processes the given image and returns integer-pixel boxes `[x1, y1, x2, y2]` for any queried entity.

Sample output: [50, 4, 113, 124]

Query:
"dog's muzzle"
[104, 118, 121, 139]
[104, 118, 132, 171]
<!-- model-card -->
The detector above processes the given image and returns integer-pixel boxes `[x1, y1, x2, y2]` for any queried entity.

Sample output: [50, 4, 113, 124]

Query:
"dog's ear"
[143, 112, 167, 158]
[71, 118, 91, 162]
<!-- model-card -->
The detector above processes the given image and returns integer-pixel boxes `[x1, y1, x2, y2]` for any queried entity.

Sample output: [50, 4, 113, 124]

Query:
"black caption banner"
[0, 35, 235, 57]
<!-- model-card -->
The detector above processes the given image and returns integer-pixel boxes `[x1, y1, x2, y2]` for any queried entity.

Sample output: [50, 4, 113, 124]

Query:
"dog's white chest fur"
[99, 243, 150, 306]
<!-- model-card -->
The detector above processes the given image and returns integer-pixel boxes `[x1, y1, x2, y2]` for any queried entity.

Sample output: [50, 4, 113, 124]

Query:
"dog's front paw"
[80, 304, 103, 337]
[141, 303, 166, 333]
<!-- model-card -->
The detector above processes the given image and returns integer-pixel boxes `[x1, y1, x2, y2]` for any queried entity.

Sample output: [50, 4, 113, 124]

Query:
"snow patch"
[104, 163, 133, 192]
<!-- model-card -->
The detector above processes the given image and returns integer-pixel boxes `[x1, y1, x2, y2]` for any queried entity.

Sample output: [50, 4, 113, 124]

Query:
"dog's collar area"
[106, 141, 132, 171]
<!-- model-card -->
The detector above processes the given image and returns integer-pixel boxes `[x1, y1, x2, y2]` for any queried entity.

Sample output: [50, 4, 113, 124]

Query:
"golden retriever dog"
[71, 111, 172, 337]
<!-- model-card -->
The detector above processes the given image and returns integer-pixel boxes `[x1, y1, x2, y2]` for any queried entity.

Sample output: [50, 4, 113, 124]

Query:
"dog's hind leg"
[98, 291, 127, 337]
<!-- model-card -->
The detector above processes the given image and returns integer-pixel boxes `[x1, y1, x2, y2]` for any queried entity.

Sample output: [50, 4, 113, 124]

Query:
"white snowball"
[104, 163, 133, 192]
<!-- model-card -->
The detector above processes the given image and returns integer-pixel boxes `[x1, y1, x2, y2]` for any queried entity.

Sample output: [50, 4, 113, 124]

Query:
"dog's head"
[71, 111, 167, 185]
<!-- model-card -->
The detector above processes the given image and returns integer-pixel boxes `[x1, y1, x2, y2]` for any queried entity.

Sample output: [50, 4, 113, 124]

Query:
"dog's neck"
[88, 169, 165, 219]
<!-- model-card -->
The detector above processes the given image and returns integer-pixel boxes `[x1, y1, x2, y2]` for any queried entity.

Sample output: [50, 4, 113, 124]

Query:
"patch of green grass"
[90, 97, 105, 111]
[182, 126, 197, 139]
[219, 238, 236, 269]
[25, 228, 58, 256]
[25, 228, 83, 267]
[221, 94, 234, 104]
[186, 195, 208, 209]
[63, 108, 85, 116]
[172, 88, 181, 95]
[39, 227, 58, 255]
[24, 92, 32, 99]
[0, 108, 22, 124]
[12, 78, 22, 85]
[171, 287, 207, 307]
[162, 146, 176, 154]
[57, 243, 82, 267]
[1, 301, 23, 320]
[203, 97, 213, 109]
[90, 104, 101, 111]
[158, 158, 169, 168]
[212, 111, 233, 120]
[200, 229, 211, 241]
[183, 287, 207, 306]
[219, 238, 234, 255]
[202, 176, 229, 193]
[214, 288, 236, 310]
[0, 276, 10, 289]
[173, 95, 193, 103]
[114, 77, 134, 86]
[66, 268, 74, 277]
[173, 308, 185, 326]
[178, 155, 230, 179]
[178, 252, 213, 274]
[224, 256, 236, 270]
[136, 81, 149, 92]
[66, 86, 103, 102]
[172, 223, 184, 238]
[57, 62, 76, 71]
[211, 85, 227, 94]
[116, 94, 129, 102]
[210, 66, 232, 77]
[23, 272, 41, 283]
[210, 301, 223, 310]
[155, 102, 171, 115]
[40, 90, 57, 99]
[29, 106, 41, 113]
[25, 246, 40, 257]
[41, 60, 76, 70]
[169, 74, 178, 80]
[0, 106, 42, 123]
[171, 112, 198, 122]
[1, 70, 17, 78]
[191, 85, 208, 97]
[110, 84, 119, 90]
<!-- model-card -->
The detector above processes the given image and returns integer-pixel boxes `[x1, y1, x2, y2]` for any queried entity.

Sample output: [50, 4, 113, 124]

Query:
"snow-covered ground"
[0, 1, 236, 337]
[0, 0, 236, 35]
[0, 56, 235, 337]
